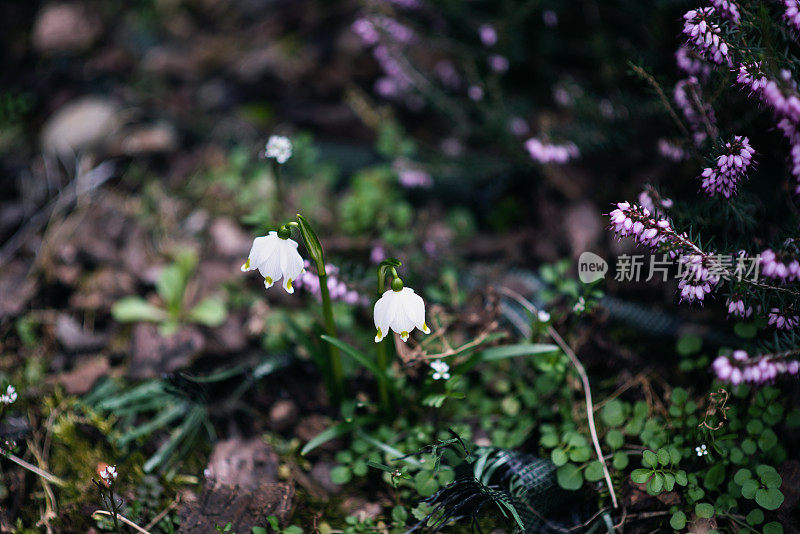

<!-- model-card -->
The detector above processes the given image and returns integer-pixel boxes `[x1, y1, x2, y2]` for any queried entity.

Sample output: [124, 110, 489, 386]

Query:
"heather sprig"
[682, 8, 733, 66]
[713, 349, 800, 384]
[698, 135, 756, 198]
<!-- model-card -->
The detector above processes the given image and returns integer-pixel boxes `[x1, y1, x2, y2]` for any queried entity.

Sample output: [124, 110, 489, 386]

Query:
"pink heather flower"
[468, 85, 484, 101]
[638, 189, 673, 216]
[352, 18, 380, 46]
[736, 61, 768, 95]
[658, 138, 689, 161]
[714, 351, 800, 385]
[434, 60, 461, 89]
[760, 248, 800, 283]
[776, 119, 800, 194]
[768, 309, 800, 330]
[488, 54, 509, 73]
[682, 8, 733, 66]
[784, 0, 800, 32]
[370, 245, 386, 264]
[508, 117, 530, 136]
[710, 0, 740, 24]
[394, 159, 432, 188]
[542, 10, 558, 27]
[524, 138, 579, 164]
[676, 45, 711, 78]
[674, 77, 718, 145]
[608, 202, 671, 250]
[479, 24, 497, 47]
[726, 298, 753, 318]
[677, 254, 720, 303]
[293, 261, 367, 306]
[699, 135, 756, 198]
[375, 77, 401, 98]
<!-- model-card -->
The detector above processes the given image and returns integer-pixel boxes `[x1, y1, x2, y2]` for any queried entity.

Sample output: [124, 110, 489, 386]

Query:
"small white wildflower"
[430, 359, 450, 380]
[537, 310, 551, 322]
[373, 286, 430, 343]
[0, 385, 17, 405]
[573, 296, 586, 313]
[241, 232, 305, 293]
[265, 135, 292, 164]
[695, 444, 708, 456]
[100, 465, 118, 485]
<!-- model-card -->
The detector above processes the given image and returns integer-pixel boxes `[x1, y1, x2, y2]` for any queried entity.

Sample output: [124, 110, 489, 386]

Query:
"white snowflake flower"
[695, 444, 708, 456]
[430, 359, 450, 380]
[373, 286, 430, 342]
[241, 232, 305, 293]
[265, 135, 292, 164]
[537, 310, 551, 322]
[0, 385, 17, 405]
[100, 465, 118, 485]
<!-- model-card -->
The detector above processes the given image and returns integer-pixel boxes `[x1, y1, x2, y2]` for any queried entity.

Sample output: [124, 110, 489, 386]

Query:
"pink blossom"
[524, 138, 579, 164]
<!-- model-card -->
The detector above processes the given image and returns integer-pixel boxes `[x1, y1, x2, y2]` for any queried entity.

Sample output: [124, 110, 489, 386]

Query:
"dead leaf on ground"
[51, 356, 110, 395]
[129, 324, 204, 379]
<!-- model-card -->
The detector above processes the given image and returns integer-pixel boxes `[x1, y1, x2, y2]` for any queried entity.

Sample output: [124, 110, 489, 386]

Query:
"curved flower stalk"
[713, 349, 800, 385]
[242, 216, 344, 403]
[372, 260, 431, 411]
[674, 77, 718, 145]
[524, 138, 579, 164]
[241, 232, 305, 293]
[699, 135, 756, 198]
[682, 8, 733, 66]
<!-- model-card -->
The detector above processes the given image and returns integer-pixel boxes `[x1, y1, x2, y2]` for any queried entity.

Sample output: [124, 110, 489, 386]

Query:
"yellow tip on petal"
[241, 258, 251, 271]
[400, 331, 409, 342]
[374, 328, 383, 343]
[264, 276, 274, 288]
[422, 322, 431, 334]
[284, 278, 294, 294]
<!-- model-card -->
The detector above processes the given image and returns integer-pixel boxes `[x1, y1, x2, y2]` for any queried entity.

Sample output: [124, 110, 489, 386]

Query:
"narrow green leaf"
[321, 335, 388, 381]
[477, 343, 559, 361]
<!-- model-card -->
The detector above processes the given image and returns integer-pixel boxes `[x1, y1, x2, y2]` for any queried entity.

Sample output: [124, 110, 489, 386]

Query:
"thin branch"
[498, 286, 619, 509]
[2, 451, 66, 486]
[92, 511, 153, 534]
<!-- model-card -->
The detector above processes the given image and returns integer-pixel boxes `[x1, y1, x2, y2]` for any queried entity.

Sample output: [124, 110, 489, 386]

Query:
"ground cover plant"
[1, 0, 799, 532]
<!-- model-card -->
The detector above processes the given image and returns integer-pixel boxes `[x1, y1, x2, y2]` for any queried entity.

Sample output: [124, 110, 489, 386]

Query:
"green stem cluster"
[286, 216, 344, 406]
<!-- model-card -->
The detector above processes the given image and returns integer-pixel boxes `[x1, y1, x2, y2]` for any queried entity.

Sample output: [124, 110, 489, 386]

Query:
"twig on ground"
[92, 510, 153, 534]
[2, 451, 66, 486]
[498, 286, 619, 509]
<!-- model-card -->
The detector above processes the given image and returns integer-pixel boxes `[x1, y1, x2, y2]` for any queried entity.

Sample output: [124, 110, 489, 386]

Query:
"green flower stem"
[375, 270, 391, 412]
[271, 160, 284, 222]
[318, 267, 344, 405]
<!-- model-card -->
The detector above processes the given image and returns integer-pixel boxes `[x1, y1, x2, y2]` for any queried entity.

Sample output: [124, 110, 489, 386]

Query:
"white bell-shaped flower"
[241, 232, 305, 293]
[373, 286, 430, 342]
